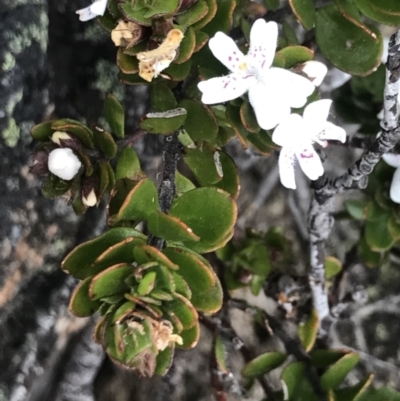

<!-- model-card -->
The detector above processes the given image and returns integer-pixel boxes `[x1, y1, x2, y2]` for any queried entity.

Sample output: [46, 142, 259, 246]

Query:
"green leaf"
[358, 236, 382, 268]
[213, 151, 240, 199]
[97, 8, 118, 32]
[276, 45, 314, 68]
[184, 146, 222, 186]
[264, 0, 279, 11]
[194, 30, 209, 52]
[179, 99, 218, 142]
[358, 387, 400, 401]
[162, 59, 192, 81]
[143, 0, 180, 18]
[140, 109, 187, 134]
[352, 0, 400, 26]
[242, 352, 286, 378]
[92, 128, 118, 158]
[325, 256, 342, 279]
[155, 346, 175, 375]
[31, 120, 56, 141]
[169, 187, 237, 253]
[281, 362, 319, 401]
[175, 27, 196, 64]
[165, 293, 198, 330]
[98, 161, 110, 199]
[108, 178, 159, 225]
[226, 104, 248, 147]
[297, 309, 318, 352]
[51, 119, 94, 148]
[42, 175, 70, 198]
[117, 49, 139, 74]
[365, 218, 394, 251]
[214, 334, 228, 373]
[119, 1, 152, 25]
[179, 321, 200, 348]
[240, 101, 260, 133]
[365, 200, 387, 221]
[345, 199, 367, 220]
[69, 277, 101, 317]
[289, 0, 315, 30]
[176, 0, 209, 26]
[321, 353, 360, 391]
[163, 245, 223, 313]
[388, 216, 400, 240]
[133, 244, 179, 271]
[137, 271, 157, 295]
[202, 0, 235, 36]
[62, 228, 145, 279]
[176, 171, 196, 195]
[192, 0, 218, 30]
[148, 211, 201, 242]
[315, 3, 383, 76]
[112, 300, 136, 323]
[115, 146, 142, 181]
[310, 349, 351, 368]
[247, 130, 277, 155]
[150, 83, 177, 112]
[104, 94, 125, 138]
[89, 263, 133, 300]
[334, 374, 373, 401]
[91, 237, 144, 274]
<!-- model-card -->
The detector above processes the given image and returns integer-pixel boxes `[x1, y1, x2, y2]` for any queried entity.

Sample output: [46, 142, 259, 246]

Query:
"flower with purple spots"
[272, 100, 346, 189]
[197, 19, 325, 130]
[76, 0, 108, 21]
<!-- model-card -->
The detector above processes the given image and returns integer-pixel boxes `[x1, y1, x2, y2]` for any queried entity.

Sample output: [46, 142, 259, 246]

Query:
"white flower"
[382, 153, 400, 203]
[48, 148, 82, 181]
[272, 99, 346, 189]
[297, 61, 328, 87]
[76, 0, 107, 21]
[197, 19, 317, 130]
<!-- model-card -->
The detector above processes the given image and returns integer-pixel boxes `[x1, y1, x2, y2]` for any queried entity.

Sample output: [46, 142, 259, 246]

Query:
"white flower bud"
[82, 189, 97, 207]
[48, 148, 82, 181]
[51, 131, 72, 145]
[299, 60, 328, 87]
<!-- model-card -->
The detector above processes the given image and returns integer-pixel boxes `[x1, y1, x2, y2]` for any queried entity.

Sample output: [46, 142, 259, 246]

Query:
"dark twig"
[147, 131, 182, 249]
[307, 30, 400, 328]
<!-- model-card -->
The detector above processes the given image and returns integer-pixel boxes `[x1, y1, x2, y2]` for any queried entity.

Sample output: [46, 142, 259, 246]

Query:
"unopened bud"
[51, 131, 72, 145]
[82, 188, 97, 207]
[30, 150, 49, 175]
[48, 148, 82, 180]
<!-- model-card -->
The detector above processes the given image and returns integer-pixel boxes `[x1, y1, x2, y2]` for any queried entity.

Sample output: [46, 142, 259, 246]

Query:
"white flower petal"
[303, 99, 332, 137]
[390, 167, 400, 203]
[76, 0, 107, 21]
[248, 82, 291, 130]
[319, 122, 346, 143]
[272, 114, 305, 147]
[198, 74, 253, 104]
[383, 153, 400, 168]
[266, 68, 315, 109]
[48, 148, 82, 180]
[299, 61, 328, 87]
[209, 32, 247, 74]
[278, 147, 297, 189]
[247, 20, 277, 72]
[296, 146, 324, 181]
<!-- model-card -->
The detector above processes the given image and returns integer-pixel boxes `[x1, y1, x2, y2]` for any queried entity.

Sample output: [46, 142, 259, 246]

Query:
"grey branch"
[147, 132, 182, 249]
[308, 30, 400, 329]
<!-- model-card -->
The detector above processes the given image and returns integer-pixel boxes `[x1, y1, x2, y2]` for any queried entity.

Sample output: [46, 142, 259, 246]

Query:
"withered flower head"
[111, 20, 144, 49]
[136, 29, 184, 82]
